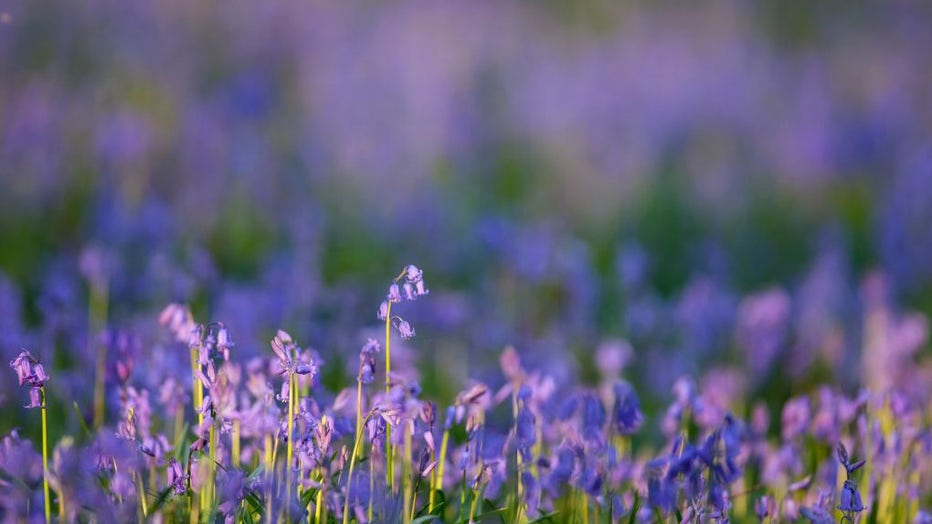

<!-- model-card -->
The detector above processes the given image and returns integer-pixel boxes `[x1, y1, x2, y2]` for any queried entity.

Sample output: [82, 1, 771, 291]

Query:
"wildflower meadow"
[2, 2, 932, 523]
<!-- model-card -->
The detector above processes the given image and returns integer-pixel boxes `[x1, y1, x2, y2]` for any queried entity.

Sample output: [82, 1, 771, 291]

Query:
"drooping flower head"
[270, 330, 316, 378]
[358, 338, 381, 384]
[9, 349, 48, 409]
[612, 380, 644, 435]
[379, 264, 429, 339]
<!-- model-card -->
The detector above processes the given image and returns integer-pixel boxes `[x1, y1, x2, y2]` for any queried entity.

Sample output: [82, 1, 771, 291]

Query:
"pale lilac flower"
[167, 457, 186, 494]
[396, 319, 415, 340]
[9, 349, 48, 409]
[405, 265, 423, 283]
[378, 301, 389, 320]
[388, 284, 403, 303]
[158, 303, 197, 343]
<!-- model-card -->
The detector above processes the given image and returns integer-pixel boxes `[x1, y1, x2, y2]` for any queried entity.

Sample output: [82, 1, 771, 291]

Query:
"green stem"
[368, 448, 375, 522]
[264, 434, 273, 524]
[315, 470, 326, 523]
[190, 348, 203, 427]
[384, 301, 394, 493]
[403, 421, 413, 524]
[351, 378, 365, 520]
[208, 421, 216, 513]
[90, 279, 108, 430]
[136, 471, 149, 519]
[287, 372, 296, 522]
[431, 429, 450, 514]
[343, 410, 376, 524]
[513, 390, 525, 524]
[41, 387, 51, 524]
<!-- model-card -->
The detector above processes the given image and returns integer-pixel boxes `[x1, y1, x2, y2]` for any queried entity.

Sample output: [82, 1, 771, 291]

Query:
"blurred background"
[1, 1, 931, 440]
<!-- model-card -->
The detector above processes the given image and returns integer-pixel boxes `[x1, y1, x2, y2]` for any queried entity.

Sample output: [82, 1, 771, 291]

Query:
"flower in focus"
[9, 349, 48, 408]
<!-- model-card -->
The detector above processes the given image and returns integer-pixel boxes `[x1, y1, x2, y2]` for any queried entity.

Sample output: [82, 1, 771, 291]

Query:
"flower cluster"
[9, 350, 48, 409]
[3, 264, 932, 523]
[378, 264, 429, 340]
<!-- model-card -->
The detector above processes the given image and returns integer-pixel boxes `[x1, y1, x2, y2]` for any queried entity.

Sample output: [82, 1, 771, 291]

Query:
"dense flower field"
[3, 1, 932, 523]
[2, 263, 930, 523]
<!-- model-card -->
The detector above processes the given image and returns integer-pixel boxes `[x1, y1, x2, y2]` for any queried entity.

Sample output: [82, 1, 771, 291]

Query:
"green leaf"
[244, 491, 264, 517]
[628, 493, 640, 524]
[527, 511, 560, 523]
[72, 401, 93, 438]
[411, 516, 441, 524]
[301, 487, 317, 506]
[242, 506, 256, 524]
[148, 486, 174, 514]
[476, 504, 509, 519]
[173, 422, 190, 460]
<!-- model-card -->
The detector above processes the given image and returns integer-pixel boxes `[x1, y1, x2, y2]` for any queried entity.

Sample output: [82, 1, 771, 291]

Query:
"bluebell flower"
[521, 471, 540, 516]
[647, 474, 676, 514]
[582, 393, 606, 444]
[9, 350, 48, 409]
[402, 282, 416, 301]
[378, 300, 389, 320]
[838, 479, 865, 513]
[781, 395, 810, 440]
[556, 395, 579, 421]
[515, 404, 535, 461]
[578, 460, 603, 496]
[550, 445, 576, 485]
[754, 495, 773, 521]
[799, 506, 834, 524]
[167, 457, 186, 494]
[395, 318, 415, 339]
[405, 264, 424, 284]
[612, 380, 644, 435]
[388, 284, 403, 303]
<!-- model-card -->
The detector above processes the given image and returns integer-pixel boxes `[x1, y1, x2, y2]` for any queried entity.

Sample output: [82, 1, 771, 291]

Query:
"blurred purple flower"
[611, 380, 643, 435]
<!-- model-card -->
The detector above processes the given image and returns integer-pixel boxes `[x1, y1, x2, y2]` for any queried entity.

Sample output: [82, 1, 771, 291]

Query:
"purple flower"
[581, 393, 605, 444]
[378, 300, 389, 320]
[515, 404, 535, 461]
[159, 303, 197, 343]
[388, 284, 403, 303]
[9, 349, 48, 408]
[216, 325, 234, 361]
[10, 353, 32, 385]
[838, 479, 865, 513]
[358, 338, 381, 384]
[781, 396, 810, 441]
[403, 282, 417, 301]
[167, 457, 186, 494]
[647, 465, 676, 514]
[10, 350, 47, 388]
[612, 380, 644, 435]
[800, 506, 834, 524]
[405, 264, 424, 283]
[116, 408, 137, 441]
[754, 495, 773, 520]
[396, 319, 415, 340]
[26, 387, 43, 409]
